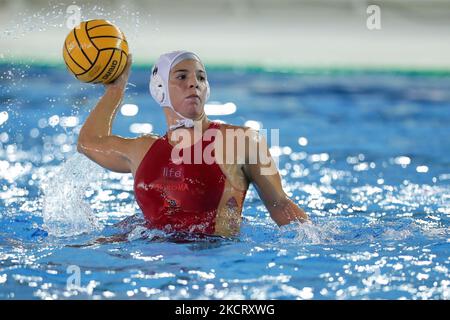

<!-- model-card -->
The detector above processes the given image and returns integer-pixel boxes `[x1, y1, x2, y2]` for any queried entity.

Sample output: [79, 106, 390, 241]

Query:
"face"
[168, 59, 208, 119]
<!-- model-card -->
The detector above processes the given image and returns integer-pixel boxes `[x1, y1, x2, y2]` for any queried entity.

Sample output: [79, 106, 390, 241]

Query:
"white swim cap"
[149, 50, 210, 112]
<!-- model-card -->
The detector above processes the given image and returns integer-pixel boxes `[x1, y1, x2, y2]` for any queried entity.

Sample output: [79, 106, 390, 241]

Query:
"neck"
[163, 107, 210, 132]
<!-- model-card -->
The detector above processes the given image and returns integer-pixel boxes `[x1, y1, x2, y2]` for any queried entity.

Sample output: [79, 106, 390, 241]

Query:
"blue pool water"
[0, 63, 449, 299]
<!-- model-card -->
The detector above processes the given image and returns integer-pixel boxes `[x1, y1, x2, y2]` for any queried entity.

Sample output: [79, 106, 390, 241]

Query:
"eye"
[199, 75, 206, 81]
[176, 74, 186, 80]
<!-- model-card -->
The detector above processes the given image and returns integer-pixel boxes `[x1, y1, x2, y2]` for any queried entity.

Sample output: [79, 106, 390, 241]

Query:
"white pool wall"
[1, 0, 449, 70]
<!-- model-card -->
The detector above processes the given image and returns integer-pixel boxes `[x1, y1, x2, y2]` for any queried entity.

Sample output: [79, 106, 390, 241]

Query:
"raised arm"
[242, 130, 309, 226]
[77, 55, 145, 173]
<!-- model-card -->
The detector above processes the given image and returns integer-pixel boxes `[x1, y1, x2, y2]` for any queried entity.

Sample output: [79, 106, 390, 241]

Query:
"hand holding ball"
[63, 19, 129, 84]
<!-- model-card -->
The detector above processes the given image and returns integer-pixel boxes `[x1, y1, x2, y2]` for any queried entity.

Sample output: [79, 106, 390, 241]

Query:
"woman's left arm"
[242, 131, 309, 226]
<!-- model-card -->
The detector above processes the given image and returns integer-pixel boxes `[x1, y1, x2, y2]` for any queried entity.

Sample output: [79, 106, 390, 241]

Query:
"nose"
[188, 74, 199, 89]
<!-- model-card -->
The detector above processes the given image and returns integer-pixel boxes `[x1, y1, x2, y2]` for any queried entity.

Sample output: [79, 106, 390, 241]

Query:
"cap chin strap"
[169, 118, 195, 130]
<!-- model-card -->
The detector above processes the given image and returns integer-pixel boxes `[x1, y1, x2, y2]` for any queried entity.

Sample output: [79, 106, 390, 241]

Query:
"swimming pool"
[0, 63, 449, 299]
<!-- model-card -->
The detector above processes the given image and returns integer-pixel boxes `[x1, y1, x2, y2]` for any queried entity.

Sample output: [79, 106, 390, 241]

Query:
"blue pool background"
[0, 63, 449, 299]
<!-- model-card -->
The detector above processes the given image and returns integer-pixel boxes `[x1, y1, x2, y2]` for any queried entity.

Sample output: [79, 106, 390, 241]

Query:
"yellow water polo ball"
[63, 19, 129, 84]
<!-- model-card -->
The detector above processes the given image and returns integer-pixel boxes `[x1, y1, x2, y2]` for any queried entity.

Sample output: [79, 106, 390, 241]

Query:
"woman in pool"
[77, 50, 309, 237]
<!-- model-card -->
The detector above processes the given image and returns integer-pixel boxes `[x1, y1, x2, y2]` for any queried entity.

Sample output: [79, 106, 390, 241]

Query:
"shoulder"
[137, 133, 160, 141]
[214, 122, 258, 137]
[125, 133, 160, 155]
[133, 133, 160, 150]
[215, 122, 247, 130]
[212, 122, 262, 148]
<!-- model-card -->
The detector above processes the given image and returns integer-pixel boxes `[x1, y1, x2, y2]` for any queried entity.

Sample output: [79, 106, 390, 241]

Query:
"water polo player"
[77, 50, 309, 237]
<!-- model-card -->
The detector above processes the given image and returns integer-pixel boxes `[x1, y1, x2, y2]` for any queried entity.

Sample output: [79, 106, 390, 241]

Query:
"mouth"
[186, 94, 200, 100]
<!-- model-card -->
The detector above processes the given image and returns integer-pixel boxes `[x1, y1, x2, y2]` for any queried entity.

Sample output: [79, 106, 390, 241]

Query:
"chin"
[182, 103, 203, 119]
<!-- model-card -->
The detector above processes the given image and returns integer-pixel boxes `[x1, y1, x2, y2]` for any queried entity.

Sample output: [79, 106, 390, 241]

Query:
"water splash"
[278, 219, 343, 245]
[276, 217, 425, 245]
[40, 153, 104, 237]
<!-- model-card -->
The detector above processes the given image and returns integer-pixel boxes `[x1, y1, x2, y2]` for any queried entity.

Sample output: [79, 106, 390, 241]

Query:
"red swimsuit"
[134, 122, 226, 234]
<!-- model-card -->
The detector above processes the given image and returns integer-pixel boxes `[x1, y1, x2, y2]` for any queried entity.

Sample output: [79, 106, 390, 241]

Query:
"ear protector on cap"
[149, 66, 165, 103]
[205, 80, 210, 102]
